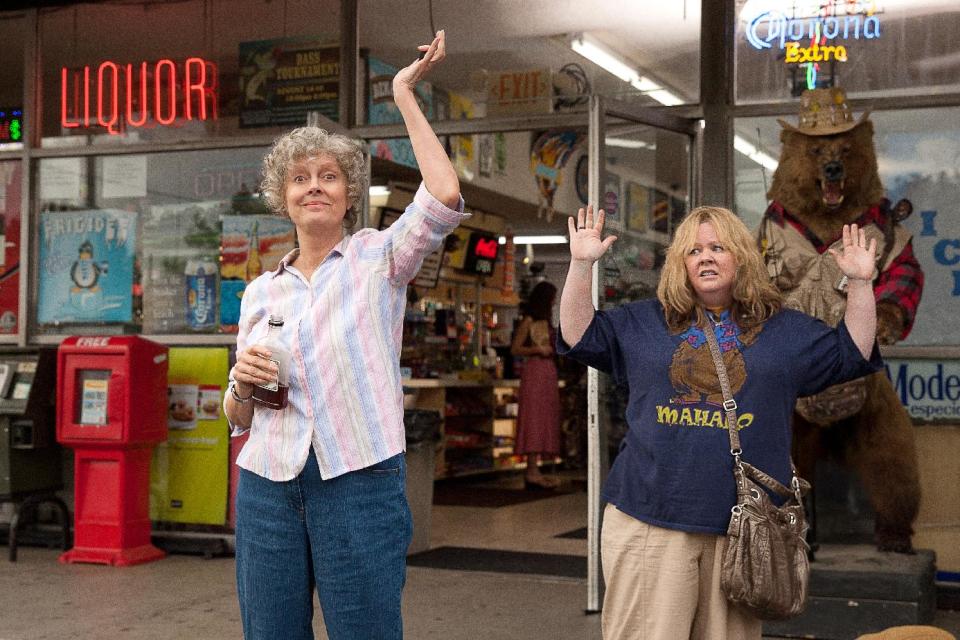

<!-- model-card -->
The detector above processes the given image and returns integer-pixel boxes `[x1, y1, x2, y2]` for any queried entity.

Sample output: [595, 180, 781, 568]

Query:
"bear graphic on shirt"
[668, 319, 761, 406]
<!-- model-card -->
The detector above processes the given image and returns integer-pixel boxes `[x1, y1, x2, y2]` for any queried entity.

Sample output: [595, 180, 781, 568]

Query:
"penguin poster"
[37, 209, 137, 324]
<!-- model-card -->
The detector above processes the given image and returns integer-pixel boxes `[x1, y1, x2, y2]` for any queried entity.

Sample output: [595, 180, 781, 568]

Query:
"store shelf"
[404, 378, 563, 480]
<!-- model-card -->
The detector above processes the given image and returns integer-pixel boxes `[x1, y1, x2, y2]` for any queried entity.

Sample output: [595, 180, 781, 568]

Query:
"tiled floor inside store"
[2, 471, 959, 640]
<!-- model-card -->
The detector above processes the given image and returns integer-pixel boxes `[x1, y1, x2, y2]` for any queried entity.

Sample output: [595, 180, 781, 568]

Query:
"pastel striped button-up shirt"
[230, 183, 467, 481]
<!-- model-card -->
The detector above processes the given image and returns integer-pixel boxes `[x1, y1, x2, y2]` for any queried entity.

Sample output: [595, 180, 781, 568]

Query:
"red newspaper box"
[56, 336, 168, 566]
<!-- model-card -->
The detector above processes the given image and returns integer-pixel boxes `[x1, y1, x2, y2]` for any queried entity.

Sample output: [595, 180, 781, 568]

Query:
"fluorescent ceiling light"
[369, 185, 391, 197]
[647, 89, 683, 106]
[733, 135, 779, 172]
[499, 235, 568, 245]
[571, 34, 638, 83]
[571, 33, 684, 107]
[606, 137, 656, 150]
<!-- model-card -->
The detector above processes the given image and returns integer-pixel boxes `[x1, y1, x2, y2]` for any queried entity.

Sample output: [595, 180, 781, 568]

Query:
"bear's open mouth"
[819, 179, 845, 208]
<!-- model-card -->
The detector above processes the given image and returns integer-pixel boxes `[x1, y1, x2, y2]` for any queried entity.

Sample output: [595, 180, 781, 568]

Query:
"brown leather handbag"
[703, 323, 811, 621]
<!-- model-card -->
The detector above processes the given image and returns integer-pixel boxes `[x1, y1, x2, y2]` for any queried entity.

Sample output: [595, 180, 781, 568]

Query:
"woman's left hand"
[393, 30, 446, 95]
[828, 223, 877, 281]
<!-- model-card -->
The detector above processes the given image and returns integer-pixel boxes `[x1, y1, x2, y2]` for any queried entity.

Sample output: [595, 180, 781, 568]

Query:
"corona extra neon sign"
[785, 42, 848, 63]
[747, 10, 881, 50]
[60, 57, 218, 135]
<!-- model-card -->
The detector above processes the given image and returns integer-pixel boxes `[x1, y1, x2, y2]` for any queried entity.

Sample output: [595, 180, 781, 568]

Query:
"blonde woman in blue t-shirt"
[558, 205, 881, 640]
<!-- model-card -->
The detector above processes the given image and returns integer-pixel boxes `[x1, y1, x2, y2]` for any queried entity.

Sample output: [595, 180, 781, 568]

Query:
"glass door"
[584, 96, 699, 611]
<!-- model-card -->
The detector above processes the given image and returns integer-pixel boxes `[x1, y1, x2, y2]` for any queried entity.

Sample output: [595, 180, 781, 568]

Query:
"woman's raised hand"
[828, 223, 877, 282]
[393, 30, 446, 95]
[568, 205, 617, 263]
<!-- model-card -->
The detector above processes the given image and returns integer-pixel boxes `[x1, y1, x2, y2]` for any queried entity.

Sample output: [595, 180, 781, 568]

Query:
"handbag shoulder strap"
[702, 314, 808, 499]
[702, 318, 741, 454]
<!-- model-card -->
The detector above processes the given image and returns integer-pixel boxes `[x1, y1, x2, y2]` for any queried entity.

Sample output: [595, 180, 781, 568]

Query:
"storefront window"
[38, 0, 340, 147]
[32, 147, 297, 337]
[735, 0, 960, 104]
[599, 121, 690, 308]
[359, 1, 700, 130]
[0, 11, 26, 151]
[733, 106, 960, 346]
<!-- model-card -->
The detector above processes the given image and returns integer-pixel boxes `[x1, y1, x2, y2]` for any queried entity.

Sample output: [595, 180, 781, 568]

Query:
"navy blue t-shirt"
[557, 299, 882, 535]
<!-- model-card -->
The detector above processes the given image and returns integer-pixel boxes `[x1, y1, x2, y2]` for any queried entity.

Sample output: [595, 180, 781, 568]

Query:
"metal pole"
[18, 9, 39, 348]
[585, 94, 605, 613]
[699, 0, 735, 208]
[339, 0, 359, 128]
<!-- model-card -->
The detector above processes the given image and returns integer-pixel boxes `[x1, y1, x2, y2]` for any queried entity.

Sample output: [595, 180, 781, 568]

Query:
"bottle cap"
[268, 314, 284, 326]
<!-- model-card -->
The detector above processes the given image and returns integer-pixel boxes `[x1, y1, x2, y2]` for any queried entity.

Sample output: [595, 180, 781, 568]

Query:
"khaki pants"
[601, 504, 761, 640]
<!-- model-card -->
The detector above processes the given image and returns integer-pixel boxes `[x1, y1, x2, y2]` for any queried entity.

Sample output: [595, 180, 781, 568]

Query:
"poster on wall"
[39, 157, 84, 202]
[37, 209, 136, 324]
[141, 201, 224, 334]
[602, 173, 620, 220]
[448, 91, 476, 181]
[239, 39, 340, 128]
[530, 130, 584, 222]
[883, 129, 960, 346]
[220, 215, 296, 331]
[651, 189, 670, 232]
[150, 347, 230, 525]
[478, 134, 494, 178]
[367, 57, 433, 169]
[443, 227, 473, 270]
[626, 181, 649, 232]
[0, 161, 21, 334]
[100, 155, 147, 199]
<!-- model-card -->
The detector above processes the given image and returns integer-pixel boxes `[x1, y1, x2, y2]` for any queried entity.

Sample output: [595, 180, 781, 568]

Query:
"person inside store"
[511, 280, 562, 489]
[223, 31, 466, 640]
[557, 204, 883, 640]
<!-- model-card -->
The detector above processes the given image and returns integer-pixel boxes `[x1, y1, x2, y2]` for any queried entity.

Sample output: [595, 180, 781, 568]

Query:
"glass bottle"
[252, 314, 291, 410]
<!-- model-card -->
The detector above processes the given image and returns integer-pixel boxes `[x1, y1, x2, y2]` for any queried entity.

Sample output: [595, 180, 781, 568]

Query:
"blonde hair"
[260, 127, 367, 228]
[657, 206, 781, 331]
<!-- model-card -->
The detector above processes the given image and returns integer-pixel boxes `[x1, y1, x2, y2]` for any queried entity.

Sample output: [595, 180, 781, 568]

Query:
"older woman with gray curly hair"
[224, 31, 465, 640]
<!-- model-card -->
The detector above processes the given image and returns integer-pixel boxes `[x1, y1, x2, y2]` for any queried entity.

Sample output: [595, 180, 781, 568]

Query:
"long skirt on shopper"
[514, 356, 561, 455]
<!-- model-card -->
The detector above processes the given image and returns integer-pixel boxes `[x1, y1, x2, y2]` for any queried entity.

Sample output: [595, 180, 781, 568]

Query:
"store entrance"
[359, 103, 698, 610]
[584, 97, 699, 610]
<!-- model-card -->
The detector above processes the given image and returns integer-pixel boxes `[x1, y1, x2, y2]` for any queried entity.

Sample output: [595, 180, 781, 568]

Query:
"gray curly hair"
[260, 127, 367, 228]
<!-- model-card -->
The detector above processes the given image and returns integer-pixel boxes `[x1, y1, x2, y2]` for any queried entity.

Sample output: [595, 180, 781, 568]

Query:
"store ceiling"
[360, 0, 703, 101]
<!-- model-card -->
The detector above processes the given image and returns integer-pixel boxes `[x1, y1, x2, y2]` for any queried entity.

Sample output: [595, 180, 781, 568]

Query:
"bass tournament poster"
[37, 209, 137, 324]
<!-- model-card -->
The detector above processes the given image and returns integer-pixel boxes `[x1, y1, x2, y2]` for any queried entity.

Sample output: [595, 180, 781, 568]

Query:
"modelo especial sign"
[884, 358, 960, 423]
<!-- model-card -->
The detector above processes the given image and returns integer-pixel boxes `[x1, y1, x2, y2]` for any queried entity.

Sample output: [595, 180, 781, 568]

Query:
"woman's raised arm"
[391, 31, 460, 208]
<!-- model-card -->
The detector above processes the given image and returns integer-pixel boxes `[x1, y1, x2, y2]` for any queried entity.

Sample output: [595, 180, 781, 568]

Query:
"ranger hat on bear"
[777, 87, 870, 136]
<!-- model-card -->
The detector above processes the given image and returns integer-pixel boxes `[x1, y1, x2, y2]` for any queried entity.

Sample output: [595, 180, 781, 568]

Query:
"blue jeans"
[236, 448, 413, 640]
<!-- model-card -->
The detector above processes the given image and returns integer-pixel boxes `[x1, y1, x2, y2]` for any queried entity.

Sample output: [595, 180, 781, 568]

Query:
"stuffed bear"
[759, 87, 922, 553]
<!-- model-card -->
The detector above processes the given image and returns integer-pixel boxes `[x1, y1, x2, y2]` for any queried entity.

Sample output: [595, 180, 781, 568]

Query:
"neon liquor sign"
[60, 57, 218, 135]
[746, 6, 882, 50]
